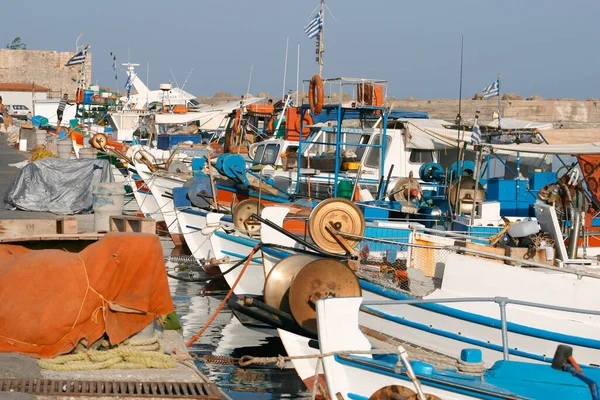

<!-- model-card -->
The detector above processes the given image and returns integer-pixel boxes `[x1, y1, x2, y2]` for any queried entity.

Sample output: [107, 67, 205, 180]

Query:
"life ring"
[294, 114, 314, 135]
[233, 108, 242, 133]
[308, 74, 324, 115]
[75, 88, 84, 104]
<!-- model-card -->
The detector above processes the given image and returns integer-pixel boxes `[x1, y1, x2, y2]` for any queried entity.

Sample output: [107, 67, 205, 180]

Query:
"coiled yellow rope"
[38, 334, 177, 371]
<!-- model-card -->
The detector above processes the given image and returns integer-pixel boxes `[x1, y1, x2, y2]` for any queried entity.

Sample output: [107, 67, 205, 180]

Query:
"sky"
[2, 0, 600, 100]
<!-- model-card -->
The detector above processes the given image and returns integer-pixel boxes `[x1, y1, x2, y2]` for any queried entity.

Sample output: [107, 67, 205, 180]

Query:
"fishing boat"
[313, 296, 600, 400]
[245, 198, 600, 368]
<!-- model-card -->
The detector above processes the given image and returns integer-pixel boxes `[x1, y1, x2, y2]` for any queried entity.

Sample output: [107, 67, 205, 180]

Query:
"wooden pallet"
[109, 215, 156, 234]
[0, 217, 102, 243]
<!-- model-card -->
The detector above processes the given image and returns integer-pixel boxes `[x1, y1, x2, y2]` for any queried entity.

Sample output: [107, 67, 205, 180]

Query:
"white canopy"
[402, 118, 600, 156]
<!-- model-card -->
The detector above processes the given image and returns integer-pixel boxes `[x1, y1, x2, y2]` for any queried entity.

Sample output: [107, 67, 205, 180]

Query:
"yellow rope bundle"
[29, 147, 57, 161]
[38, 334, 177, 371]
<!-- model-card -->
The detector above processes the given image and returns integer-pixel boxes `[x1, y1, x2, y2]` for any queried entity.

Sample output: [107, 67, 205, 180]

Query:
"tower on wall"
[0, 49, 92, 98]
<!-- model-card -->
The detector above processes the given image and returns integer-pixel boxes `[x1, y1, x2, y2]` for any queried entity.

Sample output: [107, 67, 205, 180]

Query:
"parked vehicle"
[6, 105, 30, 120]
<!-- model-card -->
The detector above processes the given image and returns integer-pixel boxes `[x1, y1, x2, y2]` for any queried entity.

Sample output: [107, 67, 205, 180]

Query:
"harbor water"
[162, 238, 310, 398]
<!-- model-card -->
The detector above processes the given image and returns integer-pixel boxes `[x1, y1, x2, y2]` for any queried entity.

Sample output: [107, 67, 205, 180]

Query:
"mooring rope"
[239, 346, 428, 400]
[185, 244, 262, 347]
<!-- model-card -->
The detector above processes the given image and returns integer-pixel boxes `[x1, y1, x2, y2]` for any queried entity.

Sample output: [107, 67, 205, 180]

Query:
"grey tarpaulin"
[4, 158, 115, 214]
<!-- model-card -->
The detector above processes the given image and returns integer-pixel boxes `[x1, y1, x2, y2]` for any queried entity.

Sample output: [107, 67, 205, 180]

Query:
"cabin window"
[409, 150, 434, 163]
[364, 134, 391, 168]
[354, 134, 371, 160]
[253, 144, 265, 164]
[261, 143, 280, 165]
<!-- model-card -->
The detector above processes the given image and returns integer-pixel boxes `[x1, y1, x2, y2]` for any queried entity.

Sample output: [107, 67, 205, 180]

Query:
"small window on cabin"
[261, 143, 281, 165]
[409, 150, 434, 163]
[354, 134, 371, 160]
[364, 134, 391, 168]
[253, 144, 265, 164]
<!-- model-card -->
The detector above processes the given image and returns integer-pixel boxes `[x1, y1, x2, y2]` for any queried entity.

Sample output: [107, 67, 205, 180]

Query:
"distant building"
[0, 49, 92, 99]
[0, 82, 51, 110]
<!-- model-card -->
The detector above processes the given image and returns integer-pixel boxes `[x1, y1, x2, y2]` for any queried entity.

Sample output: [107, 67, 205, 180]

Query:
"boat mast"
[317, 0, 324, 76]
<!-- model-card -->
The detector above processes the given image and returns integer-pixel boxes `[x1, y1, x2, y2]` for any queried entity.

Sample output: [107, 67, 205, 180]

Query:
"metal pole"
[469, 144, 482, 226]
[497, 74, 502, 130]
[296, 43, 300, 105]
[499, 299, 509, 360]
[318, 0, 325, 76]
[333, 104, 342, 197]
[282, 37, 289, 98]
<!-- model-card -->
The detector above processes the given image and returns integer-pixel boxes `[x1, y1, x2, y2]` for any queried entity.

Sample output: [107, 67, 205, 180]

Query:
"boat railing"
[297, 103, 389, 198]
[301, 77, 388, 107]
[361, 295, 600, 361]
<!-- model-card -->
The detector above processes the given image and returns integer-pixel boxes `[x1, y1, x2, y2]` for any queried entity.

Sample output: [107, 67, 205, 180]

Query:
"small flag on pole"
[482, 79, 499, 99]
[471, 119, 481, 144]
[304, 10, 323, 39]
[65, 47, 88, 66]
[125, 74, 133, 90]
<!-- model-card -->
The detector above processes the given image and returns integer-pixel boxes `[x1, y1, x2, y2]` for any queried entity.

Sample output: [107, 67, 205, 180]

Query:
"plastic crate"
[157, 134, 201, 150]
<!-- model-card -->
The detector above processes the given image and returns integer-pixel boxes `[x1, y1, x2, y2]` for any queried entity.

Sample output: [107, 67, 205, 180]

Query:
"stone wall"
[387, 98, 600, 123]
[0, 49, 92, 98]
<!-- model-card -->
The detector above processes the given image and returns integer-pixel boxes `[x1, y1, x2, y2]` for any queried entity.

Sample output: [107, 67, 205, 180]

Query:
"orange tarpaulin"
[0, 233, 174, 358]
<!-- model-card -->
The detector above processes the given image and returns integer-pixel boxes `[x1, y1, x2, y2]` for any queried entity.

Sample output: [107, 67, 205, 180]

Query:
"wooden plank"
[454, 240, 505, 264]
[505, 247, 555, 266]
[0, 219, 59, 238]
[0, 233, 103, 243]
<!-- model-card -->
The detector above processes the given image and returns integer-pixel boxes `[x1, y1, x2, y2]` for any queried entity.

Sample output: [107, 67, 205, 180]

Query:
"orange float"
[75, 88, 84, 104]
[308, 74, 324, 115]
[294, 113, 314, 135]
[246, 104, 274, 114]
[233, 108, 242, 133]
[173, 105, 188, 114]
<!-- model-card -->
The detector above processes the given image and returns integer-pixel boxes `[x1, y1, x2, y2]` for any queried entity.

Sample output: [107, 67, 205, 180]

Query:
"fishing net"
[353, 233, 451, 298]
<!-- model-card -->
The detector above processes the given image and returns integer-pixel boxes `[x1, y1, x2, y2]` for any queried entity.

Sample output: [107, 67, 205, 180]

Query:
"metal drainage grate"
[1, 378, 221, 398]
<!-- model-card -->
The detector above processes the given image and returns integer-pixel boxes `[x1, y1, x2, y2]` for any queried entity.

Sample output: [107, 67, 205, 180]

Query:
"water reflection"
[163, 238, 309, 398]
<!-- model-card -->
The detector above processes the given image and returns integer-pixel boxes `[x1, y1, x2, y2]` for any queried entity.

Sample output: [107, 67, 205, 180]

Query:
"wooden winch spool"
[232, 199, 264, 236]
[263, 255, 318, 315]
[308, 198, 366, 254]
[288, 258, 361, 335]
[448, 177, 485, 214]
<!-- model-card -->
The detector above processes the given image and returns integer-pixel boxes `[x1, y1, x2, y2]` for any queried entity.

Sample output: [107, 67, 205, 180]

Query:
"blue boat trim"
[360, 304, 549, 362]
[361, 280, 600, 352]
[220, 250, 261, 264]
[215, 230, 260, 247]
[261, 246, 293, 260]
[179, 207, 233, 223]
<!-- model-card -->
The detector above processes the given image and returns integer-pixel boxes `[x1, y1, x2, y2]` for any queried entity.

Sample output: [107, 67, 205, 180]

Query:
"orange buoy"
[308, 74, 324, 115]
[75, 88, 84, 104]
[294, 113, 314, 135]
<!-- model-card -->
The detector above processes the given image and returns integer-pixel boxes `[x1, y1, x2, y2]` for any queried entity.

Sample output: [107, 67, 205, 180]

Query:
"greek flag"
[304, 10, 323, 39]
[471, 119, 481, 144]
[65, 48, 88, 66]
[125, 74, 133, 90]
[482, 80, 499, 99]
